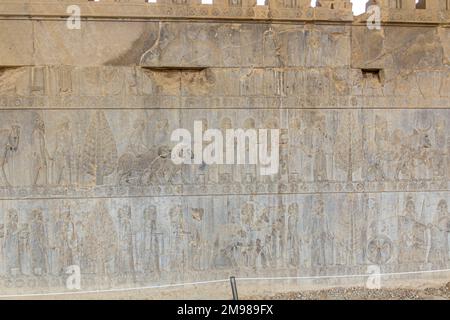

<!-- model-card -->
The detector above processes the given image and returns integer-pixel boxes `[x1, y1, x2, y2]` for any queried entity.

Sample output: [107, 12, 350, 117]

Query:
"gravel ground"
[245, 282, 450, 300]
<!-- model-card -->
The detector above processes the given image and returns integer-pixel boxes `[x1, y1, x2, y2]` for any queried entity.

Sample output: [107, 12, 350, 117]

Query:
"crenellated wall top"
[0, 0, 449, 23]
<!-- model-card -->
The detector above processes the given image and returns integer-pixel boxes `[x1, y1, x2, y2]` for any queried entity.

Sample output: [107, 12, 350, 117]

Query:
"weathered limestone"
[0, 1, 450, 294]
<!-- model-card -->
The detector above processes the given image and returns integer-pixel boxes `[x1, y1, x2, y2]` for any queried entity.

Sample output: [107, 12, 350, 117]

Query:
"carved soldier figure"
[31, 117, 52, 186]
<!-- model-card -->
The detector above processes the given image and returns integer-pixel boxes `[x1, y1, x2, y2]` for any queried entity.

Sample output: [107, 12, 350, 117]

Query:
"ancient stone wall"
[0, 0, 450, 293]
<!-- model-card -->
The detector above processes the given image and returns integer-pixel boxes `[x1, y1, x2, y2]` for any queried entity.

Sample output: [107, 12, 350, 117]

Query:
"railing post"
[230, 276, 238, 300]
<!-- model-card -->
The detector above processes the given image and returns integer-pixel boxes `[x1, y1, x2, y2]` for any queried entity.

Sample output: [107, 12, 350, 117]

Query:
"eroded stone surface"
[0, 1, 450, 295]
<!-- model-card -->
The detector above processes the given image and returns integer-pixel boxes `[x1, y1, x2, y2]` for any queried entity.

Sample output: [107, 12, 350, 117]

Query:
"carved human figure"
[366, 115, 389, 181]
[0, 124, 20, 187]
[398, 196, 426, 264]
[154, 118, 169, 147]
[53, 119, 73, 185]
[255, 206, 272, 267]
[254, 238, 269, 269]
[278, 129, 289, 181]
[28, 208, 49, 275]
[31, 118, 52, 186]
[240, 118, 257, 184]
[287, 203, 300, 267]
[240, 202, 256, 267]
[75, 219, 87, 272]
[0, 224, 4, 274]
[4, 209, 21, 275]
[431, 119, 447, 179]
[427, 200, 450, 265]
[309, 199, 333, 267]
[271, 205, 286, 267]
[311, 114, 328, 181]
[218, 117, 235, 183]
[128, 119, 148, 157]
[141, 205, 161, 275]
[54, 205, 76, 273]
[289, 117, 305, 177]
[18, 222, 29, 274]
[241, 202, 255, 228]
[117, 206, 136, 277]
[394, 125, 433, 180]
[169, 205, 189, 273]
[189, 208, 206, 271]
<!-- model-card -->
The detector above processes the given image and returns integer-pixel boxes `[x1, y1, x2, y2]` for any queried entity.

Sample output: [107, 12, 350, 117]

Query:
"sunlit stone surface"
[0, 0, 450, 295]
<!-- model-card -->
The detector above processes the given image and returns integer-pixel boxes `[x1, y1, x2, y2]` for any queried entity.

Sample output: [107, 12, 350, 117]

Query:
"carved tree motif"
[334, 112, 364, 181]
[82, 111, 118, 185]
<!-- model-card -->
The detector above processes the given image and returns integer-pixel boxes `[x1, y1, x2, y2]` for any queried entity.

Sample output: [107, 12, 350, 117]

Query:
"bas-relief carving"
[0, 124, 20, 187]
[0, 109, 450, 189]
[3, 65, 450, 110]
[1, 14, 450, 293]
[1, 193, 450, 287]
[0, 108, 448, 288]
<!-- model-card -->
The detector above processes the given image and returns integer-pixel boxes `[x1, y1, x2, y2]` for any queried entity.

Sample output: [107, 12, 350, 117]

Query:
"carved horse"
[0, 125, 20, 187]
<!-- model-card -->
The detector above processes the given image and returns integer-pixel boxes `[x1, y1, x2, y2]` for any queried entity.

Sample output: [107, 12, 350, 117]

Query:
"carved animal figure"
[394, 126, 432, 180]
[0, 125, 20, 187]
[117, 145, 178, 185]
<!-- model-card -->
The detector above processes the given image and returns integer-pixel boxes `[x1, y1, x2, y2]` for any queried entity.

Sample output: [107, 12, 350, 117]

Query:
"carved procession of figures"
[0, 108, 449, 189]
[0, 193, 450, 285]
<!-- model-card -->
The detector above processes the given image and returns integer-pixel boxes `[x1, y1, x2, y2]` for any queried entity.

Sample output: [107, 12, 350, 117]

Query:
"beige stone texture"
[0, 0, 450, 297]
